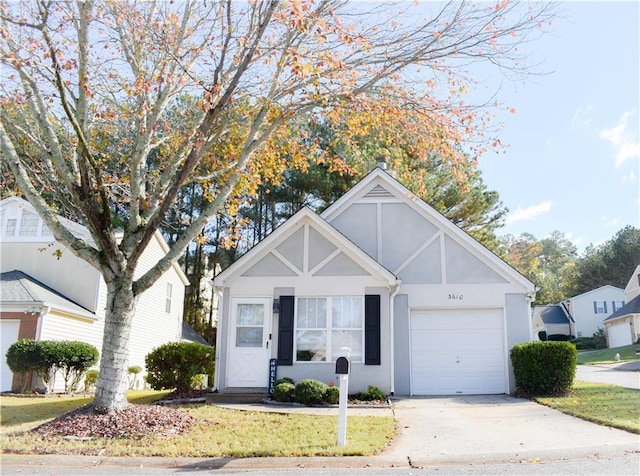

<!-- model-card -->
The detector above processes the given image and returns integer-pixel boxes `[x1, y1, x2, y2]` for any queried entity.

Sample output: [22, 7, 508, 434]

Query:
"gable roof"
[624, 265, 640, 301]
[0, 196, 189, 286]
[181, 322, 211, 346]
[565, 284, 625, 301]
[533, 305, 571, 325]
[214, 207, 399, 287]
[0, 270, 96, 319]
[321, 168, 535, 291]
[604, 294, 640, 323]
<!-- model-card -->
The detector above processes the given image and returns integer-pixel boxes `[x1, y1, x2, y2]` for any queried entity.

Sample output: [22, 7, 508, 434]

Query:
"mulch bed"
[32, 393, 200, 439]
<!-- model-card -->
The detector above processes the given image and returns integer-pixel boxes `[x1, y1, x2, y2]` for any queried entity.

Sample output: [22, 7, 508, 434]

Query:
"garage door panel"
[1, 320, 20, 392]
[608, 323, 630, 348]
[410, 309, 506, 395]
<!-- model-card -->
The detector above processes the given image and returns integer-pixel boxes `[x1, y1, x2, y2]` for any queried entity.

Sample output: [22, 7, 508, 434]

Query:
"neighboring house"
[213, 167, 535, 397]
[603, 265, 640, 348]
[0, 196, 189, 392]
[560, 286, 625, 338]
[532, 305, 573, 339]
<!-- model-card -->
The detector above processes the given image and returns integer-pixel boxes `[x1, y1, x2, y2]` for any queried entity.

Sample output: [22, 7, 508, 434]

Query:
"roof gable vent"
[364, 184, 394, 199]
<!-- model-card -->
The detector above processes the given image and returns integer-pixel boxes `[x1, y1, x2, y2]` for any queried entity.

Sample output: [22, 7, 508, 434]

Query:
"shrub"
[324, 385, 339, 404]
[547, 334, 574, 342]
[571, 337, 595, 350]
[273, 382, 296, 402]
[361, 385, 386, 401]
[145, 342, 214, 394]
[5, 339, 98, 393]
[128, 365, 143, 389]
[57, 341, 99, 393]
[275, 377, 295, 386]
[592, 328, 607, 349]
[294, 379, 328, 405]
[510, 341, 577, 397]
[84, 369, 99, 392]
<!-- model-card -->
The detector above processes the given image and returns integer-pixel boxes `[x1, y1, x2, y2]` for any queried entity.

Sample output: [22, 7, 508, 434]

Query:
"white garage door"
[607, 323, 631, 348]
[410, 309, 506, 395]
[1, 320, 20, 392]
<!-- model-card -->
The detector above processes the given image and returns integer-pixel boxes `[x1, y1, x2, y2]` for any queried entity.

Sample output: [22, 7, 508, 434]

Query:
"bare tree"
[0, 0, 556, 414]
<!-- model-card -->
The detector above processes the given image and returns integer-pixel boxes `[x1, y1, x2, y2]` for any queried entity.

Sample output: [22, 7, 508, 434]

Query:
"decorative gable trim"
[321, 168, 535, 291]
[214, 207, 398, 288]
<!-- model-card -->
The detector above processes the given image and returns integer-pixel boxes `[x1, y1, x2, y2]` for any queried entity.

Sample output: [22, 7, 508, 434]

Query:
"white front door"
[1, 320, 20, 392]
[227, 298, 272, 388]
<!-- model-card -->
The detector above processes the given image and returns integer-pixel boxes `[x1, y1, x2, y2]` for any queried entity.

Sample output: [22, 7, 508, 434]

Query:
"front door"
[227, 298, 272, 388]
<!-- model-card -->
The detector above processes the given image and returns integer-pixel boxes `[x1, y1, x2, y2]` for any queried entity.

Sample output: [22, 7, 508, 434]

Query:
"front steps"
[206, 388, 271, 404]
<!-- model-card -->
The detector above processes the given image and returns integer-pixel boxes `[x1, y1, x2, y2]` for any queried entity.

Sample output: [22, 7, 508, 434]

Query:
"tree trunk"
[93, 276, 138, 414]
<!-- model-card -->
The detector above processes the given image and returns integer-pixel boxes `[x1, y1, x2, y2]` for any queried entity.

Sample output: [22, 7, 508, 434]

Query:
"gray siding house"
[213, 168, 535, 396]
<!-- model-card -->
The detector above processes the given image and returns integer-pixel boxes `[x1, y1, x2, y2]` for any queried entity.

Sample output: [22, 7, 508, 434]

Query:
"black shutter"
[364, 294, 381, 365]
[277, 296, 295, 366]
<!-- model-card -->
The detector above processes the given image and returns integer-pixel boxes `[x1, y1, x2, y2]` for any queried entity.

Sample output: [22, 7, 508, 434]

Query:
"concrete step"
[206, 391, 271, 404]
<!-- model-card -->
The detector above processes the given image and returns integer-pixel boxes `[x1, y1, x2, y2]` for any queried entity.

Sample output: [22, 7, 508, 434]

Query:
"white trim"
[214, 208, 399, 288]
[321, 169, 535, 292]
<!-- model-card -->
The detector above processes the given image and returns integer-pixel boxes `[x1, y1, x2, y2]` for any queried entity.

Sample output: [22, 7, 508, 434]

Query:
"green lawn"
[536, 381, 640, 434]
[577, 344, 640, 365]
[0, 391, 395, 457]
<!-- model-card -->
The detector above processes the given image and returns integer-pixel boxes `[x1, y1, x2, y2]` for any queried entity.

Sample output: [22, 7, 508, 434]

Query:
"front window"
[612, 300, 625, 312]
[593, 301, 607, 314]
[19, 212, 39, 236]
[295, 296, 363, 362]
[165, 283, 172, 313]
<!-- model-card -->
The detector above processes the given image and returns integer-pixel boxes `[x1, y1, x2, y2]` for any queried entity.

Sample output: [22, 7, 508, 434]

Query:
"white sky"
[475, 1, 640, 253]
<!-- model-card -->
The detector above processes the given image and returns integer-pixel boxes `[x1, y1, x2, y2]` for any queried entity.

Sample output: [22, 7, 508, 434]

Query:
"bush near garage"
[5, 339, 98, 393]
[145, 342, 214, 394]
[511, 341, 577, 397]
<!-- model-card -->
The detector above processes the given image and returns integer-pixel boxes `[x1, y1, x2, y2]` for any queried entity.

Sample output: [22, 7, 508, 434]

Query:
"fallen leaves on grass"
[32, 404, 195, 439]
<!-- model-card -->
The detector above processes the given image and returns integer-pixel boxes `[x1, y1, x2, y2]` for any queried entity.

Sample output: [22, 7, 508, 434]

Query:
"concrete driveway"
[380, 395, 640, 466]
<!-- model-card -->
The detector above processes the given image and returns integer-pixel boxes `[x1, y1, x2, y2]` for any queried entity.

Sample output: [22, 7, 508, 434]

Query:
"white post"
[337, 373, 349, 446]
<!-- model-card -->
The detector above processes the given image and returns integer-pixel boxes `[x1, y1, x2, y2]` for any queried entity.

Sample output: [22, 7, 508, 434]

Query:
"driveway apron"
[382, 395, 640, 466]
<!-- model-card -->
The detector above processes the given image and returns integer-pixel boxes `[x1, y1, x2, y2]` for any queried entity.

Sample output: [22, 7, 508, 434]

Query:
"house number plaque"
[447, 293, 464, 300]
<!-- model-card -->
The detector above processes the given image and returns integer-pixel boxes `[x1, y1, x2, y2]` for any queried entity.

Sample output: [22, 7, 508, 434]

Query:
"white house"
[603, 265, 640, 348]
[560, 285, 626, 338]
[0, 196, 189, 392]
[213, 168, 535, 397]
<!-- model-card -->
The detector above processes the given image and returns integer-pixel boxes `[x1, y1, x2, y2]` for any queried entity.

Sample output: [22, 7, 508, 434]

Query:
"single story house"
[0, 196, 189, 392]
[603, 265, 640, 348]
[213, 167, 535, 396]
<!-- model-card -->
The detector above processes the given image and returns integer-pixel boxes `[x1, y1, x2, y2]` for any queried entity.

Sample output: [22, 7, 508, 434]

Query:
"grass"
[536, 381, 640, 434]
[0, 391, 395, 457]
[577, 344, 639, 365]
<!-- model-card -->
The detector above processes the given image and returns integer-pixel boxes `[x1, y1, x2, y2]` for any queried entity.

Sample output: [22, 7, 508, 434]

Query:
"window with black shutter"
[277, 295, 295, 365]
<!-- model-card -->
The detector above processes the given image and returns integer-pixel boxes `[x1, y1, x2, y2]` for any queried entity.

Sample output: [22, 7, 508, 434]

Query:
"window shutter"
[593, 301, 597, 313]
[364, 294, 381, 365]
[604, 301, 607, 313]
[277, 296, 295, 366]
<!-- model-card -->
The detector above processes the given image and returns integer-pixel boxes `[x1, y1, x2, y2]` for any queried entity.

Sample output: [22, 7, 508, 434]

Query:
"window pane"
[236, 327, 263, 347]
[298, 298, 326, 328]
[332, 330, 363, 361]
[332, 297, 362, 328]
[296, 330, 326, 361]
[237, 304, 264, 325]
[19, 212, 39, 236]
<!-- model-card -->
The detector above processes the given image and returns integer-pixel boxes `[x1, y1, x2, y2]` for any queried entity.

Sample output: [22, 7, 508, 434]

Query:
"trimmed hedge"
[145, 342, 214, 393]
[510, 341, 577, 397]
[5, 339, 98, 393]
